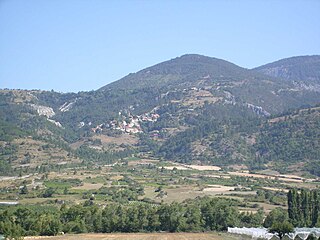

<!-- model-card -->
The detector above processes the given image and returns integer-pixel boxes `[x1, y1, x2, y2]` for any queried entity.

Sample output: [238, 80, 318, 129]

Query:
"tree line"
[288, 188, 320, 227]
[0, 197, 264, 238]
[1, 189, 320, 239]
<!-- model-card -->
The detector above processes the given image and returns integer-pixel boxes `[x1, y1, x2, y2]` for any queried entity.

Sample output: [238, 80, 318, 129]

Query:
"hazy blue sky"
[1, 0, 320, 92]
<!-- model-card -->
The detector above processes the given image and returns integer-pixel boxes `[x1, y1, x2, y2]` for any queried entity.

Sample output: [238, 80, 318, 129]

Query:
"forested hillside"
[254, 55, 320, 84]
[255, 106, 320, 175]
[1, 54, 320, 177]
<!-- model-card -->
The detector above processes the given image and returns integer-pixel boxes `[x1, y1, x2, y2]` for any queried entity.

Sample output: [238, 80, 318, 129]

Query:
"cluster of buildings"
[90, 112, 160, 134]
[108, 117, 142, 134]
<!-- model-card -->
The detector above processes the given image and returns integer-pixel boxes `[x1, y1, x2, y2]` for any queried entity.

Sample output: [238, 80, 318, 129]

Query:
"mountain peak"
[176, 53, 212, 60]
[167, 54, 231, 65]
[100, 54, 248, 91]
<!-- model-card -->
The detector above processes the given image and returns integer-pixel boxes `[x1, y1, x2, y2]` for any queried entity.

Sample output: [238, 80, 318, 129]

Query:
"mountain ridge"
[254, 55, 320, 84]
[1, 54, 320, 177]
[100, 54, 263, 91]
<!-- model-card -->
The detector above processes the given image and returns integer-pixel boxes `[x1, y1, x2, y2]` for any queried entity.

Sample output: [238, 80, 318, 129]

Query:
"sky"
[0, 0, 320, 93]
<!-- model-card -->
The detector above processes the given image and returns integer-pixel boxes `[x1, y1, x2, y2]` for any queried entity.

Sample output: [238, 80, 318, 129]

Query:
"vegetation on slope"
[0, 188, 319, 238]
[255, 106, 320, 174]
[1, 54, 320, 177]
[254, 55, 320, 84]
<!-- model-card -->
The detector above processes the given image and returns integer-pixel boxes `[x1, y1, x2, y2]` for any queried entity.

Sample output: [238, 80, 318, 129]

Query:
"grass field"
[1, 157, 318, 214]
[24, 232, 249, 240]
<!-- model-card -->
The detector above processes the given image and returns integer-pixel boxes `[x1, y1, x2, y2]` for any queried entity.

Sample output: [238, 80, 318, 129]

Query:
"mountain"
[101, 54, 254, 91]
[1, 54, 320, 177]
[254, 105, 320, 175]
[158, 103, 320, 175]
[0, 90, 133, 176]
[52, 54, 320, 130]
[254, 55, 320, 86]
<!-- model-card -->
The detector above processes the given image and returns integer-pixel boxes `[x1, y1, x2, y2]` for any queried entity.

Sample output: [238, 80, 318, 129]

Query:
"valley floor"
[24, 232, 249, 240]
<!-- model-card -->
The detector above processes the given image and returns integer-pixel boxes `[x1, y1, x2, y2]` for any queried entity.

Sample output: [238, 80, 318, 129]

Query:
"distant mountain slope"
[100, 54, 255, 91]
[1, 54, 320, 177]
[254, 105, 320, 175]
[254, 55, 320, 85]
[0, 90, 133, 176]
[158, 103, 320, 176]
[2, 54, 320, 134]
[96, 54, 320, 116]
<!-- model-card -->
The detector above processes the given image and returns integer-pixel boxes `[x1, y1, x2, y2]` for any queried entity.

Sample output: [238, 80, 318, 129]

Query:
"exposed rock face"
[29, 104, 63, 127]
[47, 119, 62, 128]
[258, 66, 292, 80]
[29, 104, 55, 118]
[254, 55, 320, 84]
[246, 103, 271, 117]
[59, 99, 77, 112]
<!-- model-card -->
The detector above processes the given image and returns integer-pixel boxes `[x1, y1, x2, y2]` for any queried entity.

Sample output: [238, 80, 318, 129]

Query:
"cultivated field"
[1, 157, 319, 215]
[25, 232, 249, 240]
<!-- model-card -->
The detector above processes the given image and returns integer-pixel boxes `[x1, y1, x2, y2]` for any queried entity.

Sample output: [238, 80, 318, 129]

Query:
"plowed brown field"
[25, 232, 248, 240]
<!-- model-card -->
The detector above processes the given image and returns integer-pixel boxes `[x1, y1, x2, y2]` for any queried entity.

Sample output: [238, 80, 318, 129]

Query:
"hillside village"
[90, 111, 160, 134]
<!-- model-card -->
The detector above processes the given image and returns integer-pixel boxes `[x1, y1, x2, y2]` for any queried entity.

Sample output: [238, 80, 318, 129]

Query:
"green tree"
[288, 188, 320, 227]
[158, 203, 186, 232]
[240, 209, 264, 227]
[34, 214, 61, 236]
[0, 220, 24, 240]
[42, 187, 55, 198]
[269, 221, 294, 240]
[20, 185, 28, 195]
[184, 204, 203, 231]
[201, 198, 240, 231]
[63, 218, 87, 233]
[264, 208, 288, 228]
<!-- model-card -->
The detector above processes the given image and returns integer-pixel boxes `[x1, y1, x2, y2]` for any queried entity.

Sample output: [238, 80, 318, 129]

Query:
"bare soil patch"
[163, 166, 190, 170]
[93, 134, 138, 146]
[188, 165, 221, 171]
[182, 89, 222, 107]
[25, 232, 242, 240]
[72, 182, 104, 190]
[261, 187, 288, 193]
[144, 185, 205, 203]
[110, 175, 123, 181]
[203, 185, 235, 193]
[164, 162, 221, 171]
[128, 159, 159, 166]
[228, 171, 303, 183]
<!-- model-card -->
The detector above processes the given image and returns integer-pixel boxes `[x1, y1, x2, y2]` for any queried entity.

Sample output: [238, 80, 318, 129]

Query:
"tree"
[20, 185, 28, 195]
[35, 214, 61, 236]
[201, 198, 240, 231]
[14, 208, 34, 233]
[158, 203, 186, 232]
[240, 209, 264, 227]
[184, 204, 203, 231]
[269, 221, 294, 240]
[288, 188, 320, 227]
[43, 187, 55, 198]
[63, 218, 87, 233]
[264, 208, 288, 228]
[0, 220, 24, 240]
